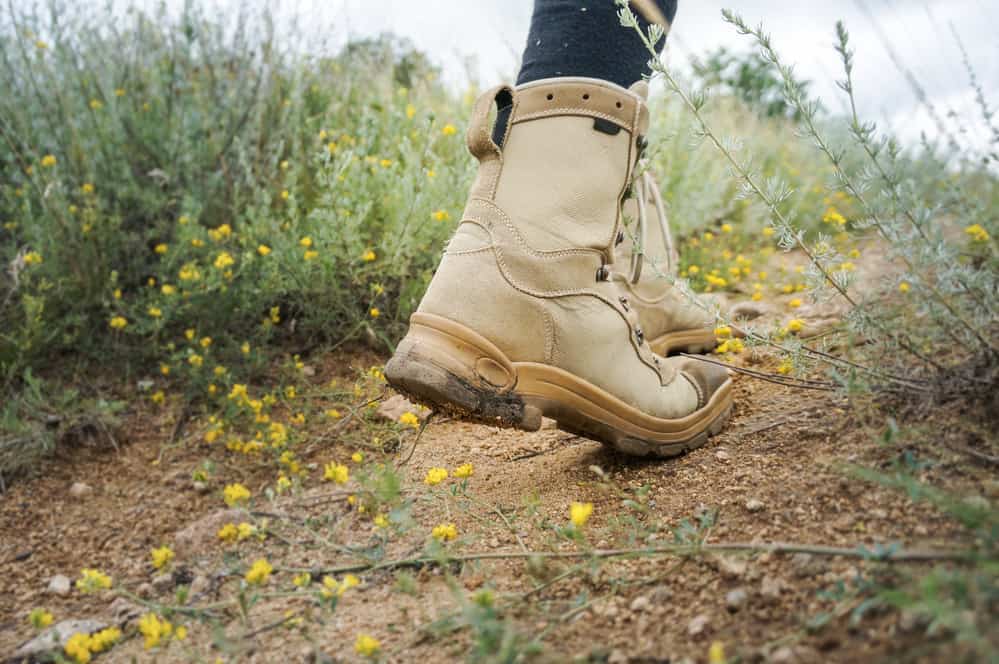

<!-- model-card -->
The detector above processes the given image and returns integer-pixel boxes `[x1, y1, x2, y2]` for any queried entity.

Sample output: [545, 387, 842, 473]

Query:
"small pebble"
[725, 587, 748, 611]
[68, 482, 93, 499]
[47, 575, 71, 596]
[629, 595, 650, 612]
[687, 613, 710, 637]
[745, 498, 765, 512]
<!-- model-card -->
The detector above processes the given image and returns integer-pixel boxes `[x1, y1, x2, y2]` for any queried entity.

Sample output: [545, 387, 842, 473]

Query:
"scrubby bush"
[1, 1, 472, 391]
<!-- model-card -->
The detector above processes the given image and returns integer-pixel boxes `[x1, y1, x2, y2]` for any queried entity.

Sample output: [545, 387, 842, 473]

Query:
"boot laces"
[623, 168, 677, 285]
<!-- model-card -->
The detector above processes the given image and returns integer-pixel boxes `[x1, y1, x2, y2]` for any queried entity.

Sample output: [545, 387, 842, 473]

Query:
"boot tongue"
[628, 80, 649, 101]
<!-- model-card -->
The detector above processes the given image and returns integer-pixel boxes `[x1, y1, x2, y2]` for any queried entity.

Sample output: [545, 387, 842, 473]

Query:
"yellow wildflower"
[441, 123, 457, 136]
[64, 633, 93, 663]
[721, 223, 732, 233]
[431, 523, 458, 541]
[223, 483, 251, 506]
[570, 501, 593, 528]
[245, 558, 273, 585]
[304, 250, 318, 261]
[355, 634, 381, 657]
[373, 514, 389, 528]
[188, 353, 203, 368]
[137, 613, 172, 650]
[784, 319, 804, 334]
[213, 251, 234, 269]
[40, 154, 57, 168]
[369, 307, 380, 318]
[406, 103, 416, 119]
[453, 463, 474, 479]
[150, 546, 174, 570]
[293, 572, 311, 587]
[714, 326, 732, 339]
[822, 207, 846, 225]
[362, 249, 376, 262]
[424, 467, 448, 485]
[432, 209, 451, 222]
[777, 359, 794, 375]
[788, 298, 802, 309]
[280, 189, 289, 200]
[147, 306, 162, 318]
[154, 243, 168, 255]
[76, 569, 112, 593]
[323, 462, 350, 484]
[965, 223, 989, 242]
[899, 281, 910, 293]
[399, 411, 420, 428]
[29, 608, 54, 629]
[109, 316, 127, 330]
[709, 641, 726, 664]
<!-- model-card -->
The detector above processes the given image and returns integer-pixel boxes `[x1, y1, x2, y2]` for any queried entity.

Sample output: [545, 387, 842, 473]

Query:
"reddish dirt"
[1, 351, 984, 663]
[1, 247, 992, 663]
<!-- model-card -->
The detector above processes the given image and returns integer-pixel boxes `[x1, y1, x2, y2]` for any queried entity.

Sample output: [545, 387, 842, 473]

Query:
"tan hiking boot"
[614, 171, 720, 356]
[385, 78, 732, 457]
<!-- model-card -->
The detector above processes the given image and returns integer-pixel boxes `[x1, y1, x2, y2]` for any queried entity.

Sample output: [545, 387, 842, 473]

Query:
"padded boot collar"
[512, 77, 649, 136]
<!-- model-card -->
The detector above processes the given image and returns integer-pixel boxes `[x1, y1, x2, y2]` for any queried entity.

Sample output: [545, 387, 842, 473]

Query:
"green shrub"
[1, 1, 472, 388]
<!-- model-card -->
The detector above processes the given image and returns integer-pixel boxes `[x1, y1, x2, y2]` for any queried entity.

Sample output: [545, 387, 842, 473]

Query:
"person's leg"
[517, 0, 677, 87]
[493, 0, 676, 145]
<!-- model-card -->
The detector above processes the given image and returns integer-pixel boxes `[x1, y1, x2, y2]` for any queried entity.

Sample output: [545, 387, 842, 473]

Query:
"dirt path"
[1, 352, 968, 663]
[1, 245, 981, 663]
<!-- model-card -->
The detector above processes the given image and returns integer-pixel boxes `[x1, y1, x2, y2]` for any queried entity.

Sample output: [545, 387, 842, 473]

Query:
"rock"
[14, 619, 108, 659]
[108, 597, 143, 625]
[760, 575, 783, 600]
[47, 574, 72, 596]
[770, 646, 796, 663]
[790, 553, 824, 578]
[151, 573, 174, 593]
[715, 556, 747, 579]
[715, 449, 731, 461]
[136, 583, 154, 599]
[173, 508, 244, 554]
[68, 482, 93, 499]
[629, 595, 651, 612]
[375, 394, 429, 423]
[193, 480, 212, 494]
[725, 588, 748, 611]
[649, 585, 673, 604]
[745, 498, 765, 513]
[687, 613, 710, 637]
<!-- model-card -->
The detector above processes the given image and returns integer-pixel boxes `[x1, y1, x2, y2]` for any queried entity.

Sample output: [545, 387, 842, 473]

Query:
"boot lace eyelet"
[635, 327, 645, 345]
[619, 296, 629, 311]
[615, 230, 625, 246]
[596, 265, 609, 282]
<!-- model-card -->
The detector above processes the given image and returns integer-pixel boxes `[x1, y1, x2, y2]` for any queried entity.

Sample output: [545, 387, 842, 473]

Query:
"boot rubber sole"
[385, 313, 732, 458]
[648, 329, 717, 356]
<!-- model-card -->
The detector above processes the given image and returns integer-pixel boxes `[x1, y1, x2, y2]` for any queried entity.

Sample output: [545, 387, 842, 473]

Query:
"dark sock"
[517, 0, 676, 88]
[491, 0, 676, 146]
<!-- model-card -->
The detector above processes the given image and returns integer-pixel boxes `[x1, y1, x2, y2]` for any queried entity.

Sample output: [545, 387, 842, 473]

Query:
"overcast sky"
[80, 0, 998, 153]
[278, 0, 996, 153]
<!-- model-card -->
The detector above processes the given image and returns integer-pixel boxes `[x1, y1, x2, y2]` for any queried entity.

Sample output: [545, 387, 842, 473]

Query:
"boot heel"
[385, 313, 543, 431]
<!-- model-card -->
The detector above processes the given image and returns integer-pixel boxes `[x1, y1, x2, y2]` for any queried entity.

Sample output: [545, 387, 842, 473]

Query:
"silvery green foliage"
[619, 3, 997, 394]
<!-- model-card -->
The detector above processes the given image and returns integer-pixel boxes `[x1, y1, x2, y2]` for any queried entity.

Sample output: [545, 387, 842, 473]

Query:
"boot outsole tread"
[385, 313, 732, 458]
